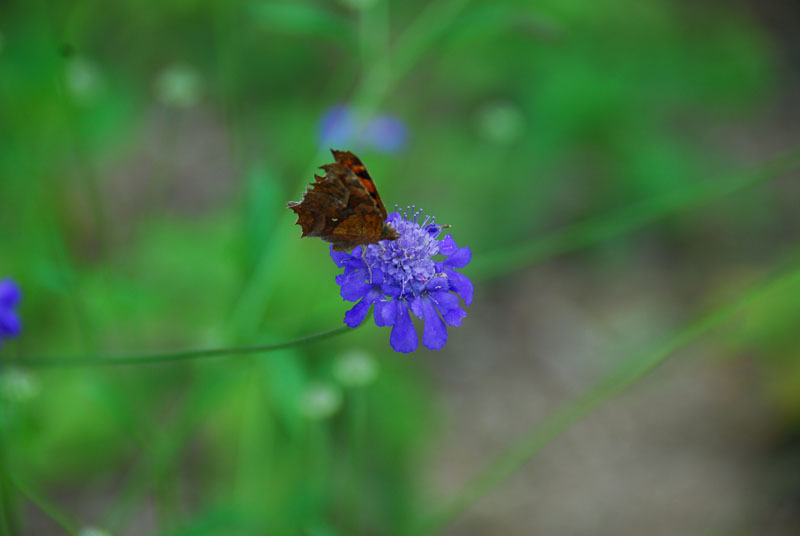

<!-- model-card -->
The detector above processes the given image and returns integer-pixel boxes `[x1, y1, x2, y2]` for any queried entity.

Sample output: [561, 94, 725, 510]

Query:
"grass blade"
[422, 258, 800, 533]
[472, 147, 800, 280]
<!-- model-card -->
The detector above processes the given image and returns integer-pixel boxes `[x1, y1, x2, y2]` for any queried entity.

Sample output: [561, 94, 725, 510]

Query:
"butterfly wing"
[331, 150, 389, 221]
[288, 150, 385, 249]
[288, 167, 351, 239]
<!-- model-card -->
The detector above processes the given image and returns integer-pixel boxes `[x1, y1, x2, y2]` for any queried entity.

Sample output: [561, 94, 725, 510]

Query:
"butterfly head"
[381, 223, 400, 241]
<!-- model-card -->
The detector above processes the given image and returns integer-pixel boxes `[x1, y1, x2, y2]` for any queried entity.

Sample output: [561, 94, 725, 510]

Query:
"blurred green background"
[2, 0, 800, 534]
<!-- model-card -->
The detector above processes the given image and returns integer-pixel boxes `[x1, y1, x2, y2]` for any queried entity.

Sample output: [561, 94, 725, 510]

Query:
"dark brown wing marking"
[331, 150, 389, 220]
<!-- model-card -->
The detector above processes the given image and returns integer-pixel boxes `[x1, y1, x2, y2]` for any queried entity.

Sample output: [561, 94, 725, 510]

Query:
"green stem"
[0, 435, 16, 536]
[310, 421, 332, 527]
[37, 0, 110, 254]
[348, 388, 368, 534]
[233, 359, 259, 507]
[15, 325, 355, 368]
[353, 0, 473, 110]
[102, 370, 224, 532]
[421, 259, 800, 533]
[9, 474, 78, 536]
[471, 146, 800, 281]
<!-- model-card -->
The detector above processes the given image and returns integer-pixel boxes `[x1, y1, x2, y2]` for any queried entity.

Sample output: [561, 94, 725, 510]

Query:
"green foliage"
[0, 0, 794, 534]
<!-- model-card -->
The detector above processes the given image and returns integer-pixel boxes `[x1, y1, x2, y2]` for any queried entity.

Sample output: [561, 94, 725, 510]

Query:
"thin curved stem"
[471, 146, 800, 281]
[8, 472, 78, 535]
[14, 325, 354, 368]
[420, 256, 800, 533]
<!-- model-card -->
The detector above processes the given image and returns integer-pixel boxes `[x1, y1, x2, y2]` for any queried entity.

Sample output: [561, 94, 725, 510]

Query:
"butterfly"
[288, 149, 399, 251]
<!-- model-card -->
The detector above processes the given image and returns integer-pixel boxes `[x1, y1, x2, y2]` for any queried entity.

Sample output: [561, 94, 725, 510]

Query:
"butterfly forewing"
[331, 150, 389, 221]
[288, 149, 396, 251]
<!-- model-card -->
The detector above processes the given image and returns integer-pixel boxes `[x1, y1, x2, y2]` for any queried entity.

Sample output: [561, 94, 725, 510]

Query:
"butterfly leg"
[367, 243, 390, 284]
[361, 247, 374, 284]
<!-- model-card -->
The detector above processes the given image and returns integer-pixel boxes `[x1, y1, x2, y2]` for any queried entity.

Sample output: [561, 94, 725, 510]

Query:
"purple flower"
[362, 115, 407, 152]
[318, 105, 407, 153]
[331, 208, 473, 353]
[319, 105, 357, 148]
[0, 278, 22, 347]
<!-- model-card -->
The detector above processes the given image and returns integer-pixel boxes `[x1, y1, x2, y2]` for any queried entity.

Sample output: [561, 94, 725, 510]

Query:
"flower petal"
[432, 289, 466, 326]
[381, 283, 402, 298]
[343, 299, 372, 328]
[410, 296, 424, 319]
[343, 288, 380, 327]
[444, 246, 471, 268]
[369, 267, 384, 286]
[329, 245, 354, 268]
[439, 234, 458, 256]
[444, 268, 473, 306]
[363, 115, 407, 153]
[390, 300, 417, 353]
[425, 276, 449, 292]
[431, 290, 459, 312]
[441, 305, 466, 326]
[421, 296, 447, 350]
[319, 105, 356, 147]
[374, 298, 396, 327]
[339, 279, 372, 302]
[0, 279, 21, 308]
[0, 309, 21, 337]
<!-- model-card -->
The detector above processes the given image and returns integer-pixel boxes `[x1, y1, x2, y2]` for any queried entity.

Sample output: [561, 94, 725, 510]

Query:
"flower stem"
[348, 388, 369, 534]
[8, 473, 78, 535]
[472, 146, 800, 281]
[15, 325, 355, 368]
[420, 256, 800, 533]
[0, 443, 16, 536]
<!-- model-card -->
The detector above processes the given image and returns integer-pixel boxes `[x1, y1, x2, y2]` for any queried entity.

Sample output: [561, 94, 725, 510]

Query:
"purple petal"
[444, 268, 473, 306]
[329, 245, 354, 268]
[381, 283, 402, 298]
[0, 309, 21, 337]
[425, 276, 449, 292]
[0, 279, 21, 308]
[319, 105, 356, 147]
[410, 296, 424, 319]
[339, 279, 372, 302]
[444, 246, 471, 269]
[439, 234, 458, 256]
[390, 300, 417, 353]
[343, 288, 381, 327]
[431, 290, 459, 312]
[441, 305, 466, 326]
[421, 296, 447, 350]
[431, 290, 466, 326]
[374, 298, 396, 327]
[344, 299, 372, 328]
[336, 267, 360, 285]
[363, 115, 407, 153]
[338, 263, 368, 283]
[368, 267, 384, 286]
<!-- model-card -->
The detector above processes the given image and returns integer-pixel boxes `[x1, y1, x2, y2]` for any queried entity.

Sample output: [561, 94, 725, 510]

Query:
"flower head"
[0, 278, 22, 348]
[331, 208, 473, 353]
[318, 105, 407, 153]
